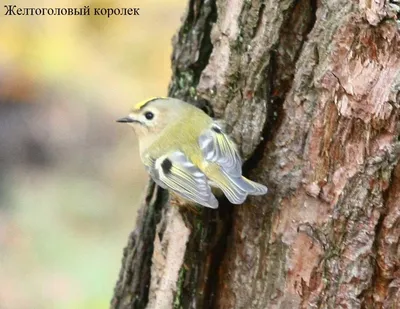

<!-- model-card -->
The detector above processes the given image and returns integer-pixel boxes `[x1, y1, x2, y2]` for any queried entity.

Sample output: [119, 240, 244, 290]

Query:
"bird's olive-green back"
[143, 104, 212, 168]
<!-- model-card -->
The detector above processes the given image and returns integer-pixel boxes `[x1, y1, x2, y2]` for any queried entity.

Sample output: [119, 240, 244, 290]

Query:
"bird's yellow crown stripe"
[133, 97, 168, 110]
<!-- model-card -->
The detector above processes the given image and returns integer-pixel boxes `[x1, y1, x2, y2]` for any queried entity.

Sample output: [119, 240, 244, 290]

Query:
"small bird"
[117, 97, 268, 209]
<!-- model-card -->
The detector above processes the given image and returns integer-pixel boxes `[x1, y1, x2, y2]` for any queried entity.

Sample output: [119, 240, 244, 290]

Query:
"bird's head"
[117, 97, 192, 149]
[117, 97, 169, 137]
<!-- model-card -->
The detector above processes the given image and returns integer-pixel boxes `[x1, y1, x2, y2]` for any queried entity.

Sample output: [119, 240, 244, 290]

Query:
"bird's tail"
[212, 171, 268, 205]
[240, 177, 269, 195]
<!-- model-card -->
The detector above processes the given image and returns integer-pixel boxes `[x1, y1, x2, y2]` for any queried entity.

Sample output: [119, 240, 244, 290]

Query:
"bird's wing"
[198, 123, 242, 177]
[143, 151, 218, 208]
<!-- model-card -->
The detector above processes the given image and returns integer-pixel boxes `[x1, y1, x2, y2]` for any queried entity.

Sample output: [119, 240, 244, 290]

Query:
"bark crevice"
[111, 183, 167, 309]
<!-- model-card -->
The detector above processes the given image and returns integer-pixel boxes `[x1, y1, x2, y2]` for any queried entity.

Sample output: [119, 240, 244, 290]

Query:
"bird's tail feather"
[241, 177, 268, 195]
[213, 172, 268, 204]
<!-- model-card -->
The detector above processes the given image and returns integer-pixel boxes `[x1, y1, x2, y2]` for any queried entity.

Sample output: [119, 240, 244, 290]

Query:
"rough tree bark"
[111, 1, 400, 308]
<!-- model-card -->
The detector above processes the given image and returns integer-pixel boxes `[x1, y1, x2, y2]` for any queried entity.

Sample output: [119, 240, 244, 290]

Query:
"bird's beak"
[116, 116, 135, 123]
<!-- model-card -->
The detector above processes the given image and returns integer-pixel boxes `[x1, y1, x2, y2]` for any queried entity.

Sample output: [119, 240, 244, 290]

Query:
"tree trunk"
[111, 1, 400, 308]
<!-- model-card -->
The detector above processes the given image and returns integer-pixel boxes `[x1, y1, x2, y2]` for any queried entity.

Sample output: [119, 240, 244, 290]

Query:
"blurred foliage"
[0, 0, 185, 308]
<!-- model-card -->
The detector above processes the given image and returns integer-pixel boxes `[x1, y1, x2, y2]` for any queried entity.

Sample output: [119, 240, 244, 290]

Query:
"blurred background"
[0, 0, 185, 308]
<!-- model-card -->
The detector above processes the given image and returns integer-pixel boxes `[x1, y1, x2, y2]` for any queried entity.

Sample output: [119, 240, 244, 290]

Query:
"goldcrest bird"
[117, 97, 268, 209]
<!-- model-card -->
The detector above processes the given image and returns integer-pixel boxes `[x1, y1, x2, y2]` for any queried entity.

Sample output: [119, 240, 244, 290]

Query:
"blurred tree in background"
[0, 1, 185, 308]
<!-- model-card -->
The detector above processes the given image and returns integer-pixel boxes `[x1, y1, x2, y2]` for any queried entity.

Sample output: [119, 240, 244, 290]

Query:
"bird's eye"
[144, 111, 154, 120]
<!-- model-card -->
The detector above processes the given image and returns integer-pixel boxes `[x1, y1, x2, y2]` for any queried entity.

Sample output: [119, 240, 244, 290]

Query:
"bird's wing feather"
[143, 156, 168, 189]
[198, 123, 242, 177]
[143, 151, 218, 208]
